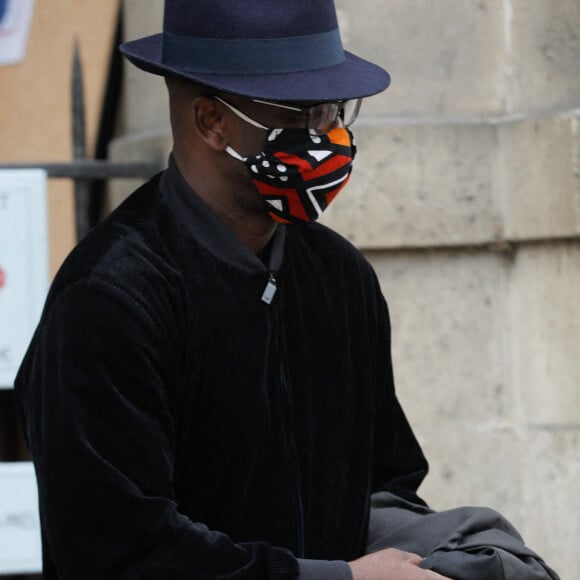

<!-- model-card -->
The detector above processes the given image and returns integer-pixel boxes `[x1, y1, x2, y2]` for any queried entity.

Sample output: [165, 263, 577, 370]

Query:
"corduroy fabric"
[15, 158, 428, 579]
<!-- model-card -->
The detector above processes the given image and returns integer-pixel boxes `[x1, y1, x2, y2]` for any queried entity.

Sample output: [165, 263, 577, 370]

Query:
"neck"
[219, 209, 278, 255]
[172, 150, 277, 254]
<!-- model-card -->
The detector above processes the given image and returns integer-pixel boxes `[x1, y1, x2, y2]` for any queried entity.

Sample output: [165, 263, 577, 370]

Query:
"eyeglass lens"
[341, 99, 362, 126]
[308, 99, 362, 134]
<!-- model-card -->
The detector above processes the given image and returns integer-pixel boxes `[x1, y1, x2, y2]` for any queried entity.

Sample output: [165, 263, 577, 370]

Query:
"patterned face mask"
[226, 127, 357, 224]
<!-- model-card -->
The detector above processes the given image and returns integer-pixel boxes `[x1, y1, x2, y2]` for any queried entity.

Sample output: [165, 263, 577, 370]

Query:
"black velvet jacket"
[15, 159, 428, 579]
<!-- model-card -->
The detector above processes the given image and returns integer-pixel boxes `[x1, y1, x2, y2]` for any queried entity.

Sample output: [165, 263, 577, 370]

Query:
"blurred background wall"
[1, 0, 578, 578]
[328, 3, 580, 578]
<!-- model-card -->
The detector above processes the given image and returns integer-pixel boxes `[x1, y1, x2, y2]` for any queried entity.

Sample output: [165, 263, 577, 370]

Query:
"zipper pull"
[261, 273, 277, 305]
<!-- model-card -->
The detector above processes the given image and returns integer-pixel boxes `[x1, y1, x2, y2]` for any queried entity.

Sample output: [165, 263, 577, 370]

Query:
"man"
[15, 1, 451, 578]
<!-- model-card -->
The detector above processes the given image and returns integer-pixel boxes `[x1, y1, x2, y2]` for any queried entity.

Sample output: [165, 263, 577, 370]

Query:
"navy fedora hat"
[120, 0, 390, 102]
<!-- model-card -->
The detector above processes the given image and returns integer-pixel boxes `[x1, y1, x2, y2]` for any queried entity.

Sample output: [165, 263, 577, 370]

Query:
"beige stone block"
[519, 427, 580, 579]
[325, 113, 580, 248]
[124, 0, 162, 39]
[122, 0, 169, 133]
[322, 123, 502, 248]
[416, 426, 524, 521]
[121, 69, 169, 134]
[510, 242, 580, 426]
[508, 0, 580, 114]
[107, 129, 172, 211]
[335, 0, 507, 117]
[499, 114, 580, 240]
[368, 250, 514, 429]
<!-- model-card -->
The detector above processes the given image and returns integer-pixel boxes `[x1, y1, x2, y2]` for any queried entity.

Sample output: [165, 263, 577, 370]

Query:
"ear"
[192, 96, 229, 152]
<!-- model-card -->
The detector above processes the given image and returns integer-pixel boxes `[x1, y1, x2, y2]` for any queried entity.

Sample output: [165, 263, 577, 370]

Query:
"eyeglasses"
[214, 95, 362, 135]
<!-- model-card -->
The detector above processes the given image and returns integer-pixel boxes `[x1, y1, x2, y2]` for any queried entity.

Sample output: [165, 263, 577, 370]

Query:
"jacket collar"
[160, 155, 285, 273]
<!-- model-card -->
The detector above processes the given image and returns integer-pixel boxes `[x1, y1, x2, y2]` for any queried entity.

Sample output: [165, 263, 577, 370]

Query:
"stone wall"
[112, 1, 580, 576]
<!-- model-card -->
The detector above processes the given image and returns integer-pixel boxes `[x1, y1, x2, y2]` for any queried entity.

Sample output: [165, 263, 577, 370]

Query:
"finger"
[418, 561, 452, 579]
[428, 571, 454, 579]
[404, 551, 424, 565]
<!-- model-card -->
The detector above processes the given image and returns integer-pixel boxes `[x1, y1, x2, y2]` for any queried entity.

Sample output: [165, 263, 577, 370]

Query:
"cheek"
[233, 126, 266, 158]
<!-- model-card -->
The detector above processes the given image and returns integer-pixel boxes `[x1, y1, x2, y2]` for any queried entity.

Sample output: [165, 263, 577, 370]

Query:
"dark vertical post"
[72, 40, 91, 241]
[89, 4, 124, 226]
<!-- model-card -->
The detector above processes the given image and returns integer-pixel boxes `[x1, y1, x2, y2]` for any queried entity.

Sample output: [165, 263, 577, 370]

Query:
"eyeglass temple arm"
[214, 96, 271, 130]
[252, 98, 304, 112]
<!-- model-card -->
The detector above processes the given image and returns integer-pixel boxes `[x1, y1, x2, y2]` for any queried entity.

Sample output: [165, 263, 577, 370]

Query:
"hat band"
[161, 29, 345, 75]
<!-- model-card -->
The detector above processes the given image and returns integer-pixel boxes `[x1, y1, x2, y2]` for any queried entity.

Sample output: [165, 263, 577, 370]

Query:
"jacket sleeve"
[370, 283, 429, 506]
[15, 279, 298, 580]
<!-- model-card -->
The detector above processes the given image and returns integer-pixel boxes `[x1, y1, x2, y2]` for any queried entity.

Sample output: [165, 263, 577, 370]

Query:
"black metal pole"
[72, 39, 91, 241]
[0, 161, 160, 179]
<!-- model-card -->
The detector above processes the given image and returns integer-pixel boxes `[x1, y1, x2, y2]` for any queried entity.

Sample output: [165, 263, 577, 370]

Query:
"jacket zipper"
[279, 359, 305, 557]
[265, 271, 305, 557]
[261, 273, 277, 304]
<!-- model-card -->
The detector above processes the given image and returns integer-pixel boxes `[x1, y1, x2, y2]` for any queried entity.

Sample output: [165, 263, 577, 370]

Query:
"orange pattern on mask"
[327, 127, 352, 147]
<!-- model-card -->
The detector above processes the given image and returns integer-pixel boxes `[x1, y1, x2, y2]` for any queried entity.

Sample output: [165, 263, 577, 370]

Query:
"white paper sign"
[0, 462, 42, 574]
[0, 169, 49, 389]
[0, 0, 36, 66]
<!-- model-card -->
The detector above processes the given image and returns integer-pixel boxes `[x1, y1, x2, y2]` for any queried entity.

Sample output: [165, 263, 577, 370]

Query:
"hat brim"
[120, 34, 390, 102]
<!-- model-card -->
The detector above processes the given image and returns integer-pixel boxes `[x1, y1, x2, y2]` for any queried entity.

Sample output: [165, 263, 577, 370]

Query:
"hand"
[348, 548, 453, 580]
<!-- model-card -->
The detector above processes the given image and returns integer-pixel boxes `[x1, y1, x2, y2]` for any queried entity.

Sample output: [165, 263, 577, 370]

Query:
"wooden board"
[0, 0, 120, 276]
